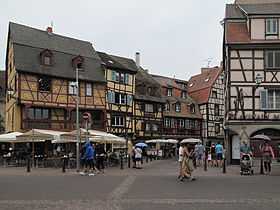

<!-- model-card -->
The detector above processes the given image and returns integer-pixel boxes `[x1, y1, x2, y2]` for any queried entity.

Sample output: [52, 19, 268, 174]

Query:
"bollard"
[62, 157, 66, 173]
[204, 150, 208, 171]
[120, 153, 123, 170]
[27, 157, 31, 173]
[146, 155, 148, 163]
[128, 154, 131, 168]
[260, 157, 264, 175]
[223, 158, 226, 174]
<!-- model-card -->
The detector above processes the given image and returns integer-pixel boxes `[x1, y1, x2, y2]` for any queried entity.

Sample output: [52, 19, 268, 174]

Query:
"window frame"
[265, 50, 280, 69]
[266, 18, 278, 36]
[68, 81, 78, 95]
[38, 76, 51, 92]
[85, 83, 92, 96]
[167, 88, 172, 97]
[111, 115, 125, 127]
[175, 103, 181, 112]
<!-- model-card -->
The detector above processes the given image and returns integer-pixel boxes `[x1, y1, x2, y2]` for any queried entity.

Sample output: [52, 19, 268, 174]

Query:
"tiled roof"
[188, 67, 222, 105]
[9, 22, 105, 82]
[236, 0, 280, 4]
[225, 4, 246, 19]
[97, 52, 138, 73]
[151, 74, 187, 90]
[240, 3, 280, 15]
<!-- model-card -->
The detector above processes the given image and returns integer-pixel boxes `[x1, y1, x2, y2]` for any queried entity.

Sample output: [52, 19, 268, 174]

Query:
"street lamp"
[254, 73, 264, 174]
[75, 67, 81, 172]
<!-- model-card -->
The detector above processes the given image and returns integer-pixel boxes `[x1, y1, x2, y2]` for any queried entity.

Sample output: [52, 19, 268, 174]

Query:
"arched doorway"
[250, 128, 280, 158]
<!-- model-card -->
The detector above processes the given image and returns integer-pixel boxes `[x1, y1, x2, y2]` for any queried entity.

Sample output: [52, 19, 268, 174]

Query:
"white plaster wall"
[255, 51, 264, 58]
[254, 59, 264, 70]
[251, 19, 265, 40]
[231, 60, 241, 69]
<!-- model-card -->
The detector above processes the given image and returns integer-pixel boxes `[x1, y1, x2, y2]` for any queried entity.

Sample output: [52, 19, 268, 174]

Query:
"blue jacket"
[85, 142, 94, 160]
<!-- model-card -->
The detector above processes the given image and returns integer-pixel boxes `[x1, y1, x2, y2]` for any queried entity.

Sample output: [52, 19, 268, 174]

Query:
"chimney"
[46, 27, 53, 34]
[135, 52, 140, 68]
[201, 68, 211, 74]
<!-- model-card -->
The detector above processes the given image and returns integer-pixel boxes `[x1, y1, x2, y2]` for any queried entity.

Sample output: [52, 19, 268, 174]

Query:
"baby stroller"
[240, 154, 254, 175]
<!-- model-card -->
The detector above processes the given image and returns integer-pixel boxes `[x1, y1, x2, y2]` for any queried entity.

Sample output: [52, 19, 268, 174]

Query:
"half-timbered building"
[188, 67, 224, 145]
[224, 1, 280, 163]
[134, 69, 165, 140]
[5, 22, 107, 132]
[97, 52, 138, 139]
[151, 75, 202, 140]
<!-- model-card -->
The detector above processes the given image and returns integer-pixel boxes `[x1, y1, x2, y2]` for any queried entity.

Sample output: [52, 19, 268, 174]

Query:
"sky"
[0, 0, 233, 80]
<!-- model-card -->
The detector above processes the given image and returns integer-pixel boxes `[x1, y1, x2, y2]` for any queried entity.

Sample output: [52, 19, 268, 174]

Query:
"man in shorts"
[215, 142, 224, 168]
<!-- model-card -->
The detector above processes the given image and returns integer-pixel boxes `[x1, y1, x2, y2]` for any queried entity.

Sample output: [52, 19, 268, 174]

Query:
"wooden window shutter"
[260, 89, 268, 110]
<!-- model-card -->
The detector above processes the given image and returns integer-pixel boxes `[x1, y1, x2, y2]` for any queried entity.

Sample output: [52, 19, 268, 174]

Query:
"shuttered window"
[262, 89, 280, 110]
[266, 51, 280, 68]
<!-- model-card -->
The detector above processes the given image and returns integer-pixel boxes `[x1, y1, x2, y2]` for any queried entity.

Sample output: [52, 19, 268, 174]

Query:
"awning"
[146, 139, 178, 144]
[16, 129, 66, 143]
[0, 132, 23, 143]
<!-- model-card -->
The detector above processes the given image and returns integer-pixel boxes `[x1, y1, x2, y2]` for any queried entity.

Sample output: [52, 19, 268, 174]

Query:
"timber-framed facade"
[134, 69, 165, 140]
[188, 67, 224, 145]
[5, 22, 107, 132]
[151, 75, 203, 140]
[224, 2, 280, 163]
[97, 52, 138, 139]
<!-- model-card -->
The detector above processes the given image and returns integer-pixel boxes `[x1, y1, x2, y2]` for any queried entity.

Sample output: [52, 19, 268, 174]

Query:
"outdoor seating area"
[0, 129, 128, 169]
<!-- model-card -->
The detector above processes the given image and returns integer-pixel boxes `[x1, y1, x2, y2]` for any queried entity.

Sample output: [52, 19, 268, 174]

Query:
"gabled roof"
[97, 52, 138, 73]
[151, 74, 187, 90]
[225, 4, 246, 19]
[188, 67, 222, 105]
[236, 0, 280, 4]
[240, 3, 280, 15]
[8, 22, 105, 82]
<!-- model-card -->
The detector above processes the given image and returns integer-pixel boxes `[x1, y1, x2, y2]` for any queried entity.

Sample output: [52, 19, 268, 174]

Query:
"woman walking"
[179, 144, 195, 182]
[260, 140, 275, 175]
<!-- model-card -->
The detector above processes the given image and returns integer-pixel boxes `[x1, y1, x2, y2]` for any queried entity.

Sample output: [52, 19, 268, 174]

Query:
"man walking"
[215, 142, 224, 168]
[195, 142, 204, 167]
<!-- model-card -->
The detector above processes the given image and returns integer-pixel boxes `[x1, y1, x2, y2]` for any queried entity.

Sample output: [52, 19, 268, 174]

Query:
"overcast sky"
[0, 0, 233, 80]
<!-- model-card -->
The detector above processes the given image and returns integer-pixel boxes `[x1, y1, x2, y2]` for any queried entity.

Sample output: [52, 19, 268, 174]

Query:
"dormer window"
[40, 49, 53, 66]
[190, 104, 195, 113]
[266, 19, 278, 35]
[167, 88, 172, 97]
[72, 56, 84, 70]
[181, 91, 187, 99]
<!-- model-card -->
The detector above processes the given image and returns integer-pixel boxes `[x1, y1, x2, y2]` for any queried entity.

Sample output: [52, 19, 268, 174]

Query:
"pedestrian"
[210, 143, 216, 167]
[178, 143, 184, 180]
[215, 142, 224, 168]
[195, 142, 204, 167]
[131, 146, 136, 168]
[96, 143, 105, 173]
[260, 140, 275, 175]
[83, 141, 95, 175]
[180, 144, 195, 182]
[135, 146, 142, 169]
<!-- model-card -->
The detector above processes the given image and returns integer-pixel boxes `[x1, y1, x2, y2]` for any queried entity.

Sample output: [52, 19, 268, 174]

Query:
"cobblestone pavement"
[0, 159, 280, 210]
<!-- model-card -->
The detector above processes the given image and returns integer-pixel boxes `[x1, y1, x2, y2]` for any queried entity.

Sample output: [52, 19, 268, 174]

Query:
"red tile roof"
[188, 67, 222, 105]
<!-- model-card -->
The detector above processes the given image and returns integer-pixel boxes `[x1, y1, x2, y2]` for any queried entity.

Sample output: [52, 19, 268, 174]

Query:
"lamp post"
[254, 73, 264, 174]
[75, 67, 80, 172]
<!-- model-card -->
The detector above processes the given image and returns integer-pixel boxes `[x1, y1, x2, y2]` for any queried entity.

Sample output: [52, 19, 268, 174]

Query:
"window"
[40, 49, 53, 66]
[214, 104, 219, 116]
[115, 93, 126, 104]
[215, 123, 220, 134]
[175, 103, 181, 112]
[38, 76, 51, 92]
[165, 103, 170, 111]
[212, 90, 217, 98]
[266, 51, 280, 68]
[181, 91, 187, 99]
[260, 89, 280, 110]
[178, 119, 185, 128]
[27, 108, 49, 120]
[111, 71, 130, 84]
[145, 104, 154, 112]
[185, 119, 190, 129]
[86, 83, 92, 96]
[145, 123, 150, 131]
[152, 124, 159, 131]
[167, 88, 172, 96]
[164, 118, 171, 128]
[69, 81, 77, 95]
[112, 116, 125, 127]
[266, 19, 278, 35]
[190, 104, 195, 113]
